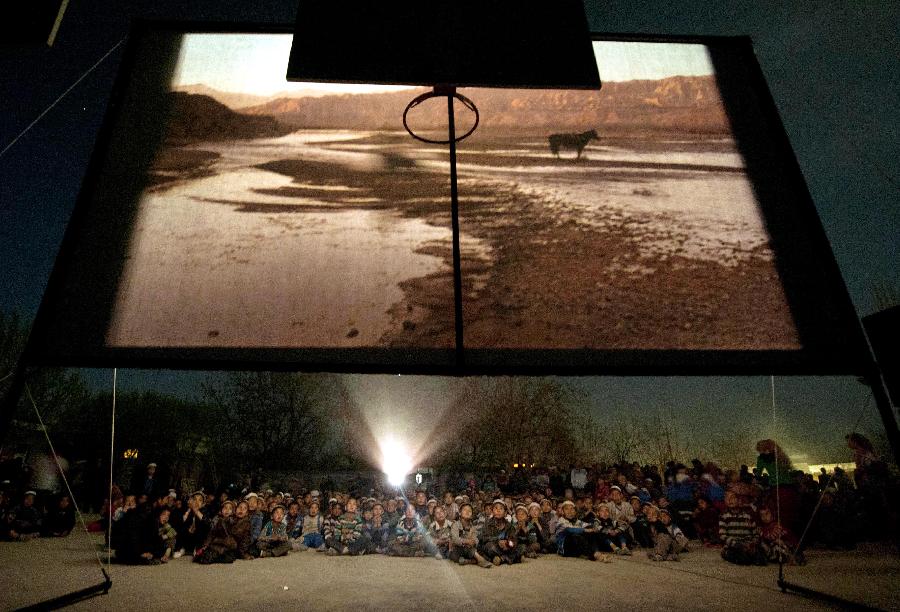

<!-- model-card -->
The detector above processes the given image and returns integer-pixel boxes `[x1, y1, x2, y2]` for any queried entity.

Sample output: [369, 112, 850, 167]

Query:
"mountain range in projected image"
[174, 76, 729, 134]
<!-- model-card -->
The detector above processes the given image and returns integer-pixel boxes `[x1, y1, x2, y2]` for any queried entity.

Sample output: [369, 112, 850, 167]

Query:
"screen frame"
[23, 20, 871, 376]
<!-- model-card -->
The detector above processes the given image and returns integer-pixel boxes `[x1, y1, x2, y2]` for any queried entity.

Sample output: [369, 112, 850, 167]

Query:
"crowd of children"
[3, 444, 895, 570]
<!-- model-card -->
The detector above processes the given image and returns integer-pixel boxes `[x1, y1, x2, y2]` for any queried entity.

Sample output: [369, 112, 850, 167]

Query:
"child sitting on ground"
[194, 500, 238, 564]
[692, 496, 721, 545]
[450, 503, 492, 568]
[632, 502, 654, 549]
[479, 500, 521, 566]
[231, 500, 255, 560]
[758, 506, 804, 565]
[156, 507, 178, 562]
[595, 504, 631, 555]
[651, 508, 688, 561]
[363, 502, 391, 554]
[719, 491, 765, 565]
[554, 500, 610, 562]
[285, 501, 303, 545]
[428, 506, 453, 559]
[333, 498, 365, 555]
[391, 504, 427, 557]
[645, 504, 676, 561]
[442, 491, 459, 521]
[256, 504, 291, 558]
[511, 504, 540, 559]
[528, 502, 553, 553]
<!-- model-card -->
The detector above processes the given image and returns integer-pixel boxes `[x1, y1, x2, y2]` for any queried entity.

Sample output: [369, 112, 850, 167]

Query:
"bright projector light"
[381, 437, 412, 487]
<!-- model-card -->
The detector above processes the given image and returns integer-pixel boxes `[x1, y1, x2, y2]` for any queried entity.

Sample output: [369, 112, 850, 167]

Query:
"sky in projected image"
[170, 34, 714, 95]
[99, 32, 799, 355]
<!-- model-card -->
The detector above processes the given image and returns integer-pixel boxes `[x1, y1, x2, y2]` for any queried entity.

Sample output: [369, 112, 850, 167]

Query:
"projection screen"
[25, 22, 869, 374]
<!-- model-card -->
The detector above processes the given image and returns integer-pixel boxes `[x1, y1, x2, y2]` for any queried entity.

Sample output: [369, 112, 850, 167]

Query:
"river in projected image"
[106, 124, 798, 351]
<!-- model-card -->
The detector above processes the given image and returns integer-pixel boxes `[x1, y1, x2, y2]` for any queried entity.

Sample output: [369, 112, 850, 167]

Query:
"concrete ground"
[1, 528, 897, 611]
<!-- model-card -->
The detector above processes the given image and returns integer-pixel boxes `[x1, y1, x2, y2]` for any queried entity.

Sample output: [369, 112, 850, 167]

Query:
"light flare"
[380, 436, 413, 487]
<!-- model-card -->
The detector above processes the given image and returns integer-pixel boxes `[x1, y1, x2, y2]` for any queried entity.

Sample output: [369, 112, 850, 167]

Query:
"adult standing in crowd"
[133, 462, 165, 500]
[755, 440, 800, 533]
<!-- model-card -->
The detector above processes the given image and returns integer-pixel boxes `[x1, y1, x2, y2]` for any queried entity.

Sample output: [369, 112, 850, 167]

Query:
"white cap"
[244, 492, 259, 500]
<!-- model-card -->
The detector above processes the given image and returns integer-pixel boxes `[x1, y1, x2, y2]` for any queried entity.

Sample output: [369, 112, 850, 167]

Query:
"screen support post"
[445, 86, 465, 366]
[403, 86, 480, 366]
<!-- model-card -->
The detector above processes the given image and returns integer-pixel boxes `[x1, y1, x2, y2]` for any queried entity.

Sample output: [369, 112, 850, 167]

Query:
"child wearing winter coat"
[256, 504, 291, 558]
[479, 500, 521, 565]
[692, 497, 721, 545]
[428, 506, 453, 559]
[390, 505, 427, 557]
[553, 500, 610, 562]
[363, 502, 391, 554]
[595, 504, 631, 555]
[450, 503, 492, 568]
[510, 504, 540, 559]
[758, 506, 804, 565]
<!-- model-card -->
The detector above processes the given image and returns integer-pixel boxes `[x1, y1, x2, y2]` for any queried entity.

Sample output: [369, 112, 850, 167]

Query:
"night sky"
[1, 2, 897, 465]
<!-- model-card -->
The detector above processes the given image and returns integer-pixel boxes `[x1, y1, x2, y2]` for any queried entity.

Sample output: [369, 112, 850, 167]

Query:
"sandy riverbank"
[256, 131, 799, 351]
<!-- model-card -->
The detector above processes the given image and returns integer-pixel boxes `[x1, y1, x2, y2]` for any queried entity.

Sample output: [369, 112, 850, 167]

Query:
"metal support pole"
[443, 86, 466, 366]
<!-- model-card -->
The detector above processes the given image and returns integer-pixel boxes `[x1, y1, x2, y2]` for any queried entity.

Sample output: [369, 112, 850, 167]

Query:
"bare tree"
[431, 377, 581, 469]
[202, 372, 339, 473]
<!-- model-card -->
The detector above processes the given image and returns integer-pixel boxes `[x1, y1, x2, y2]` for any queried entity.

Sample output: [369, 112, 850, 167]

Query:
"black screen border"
[23, 21, 871, 376]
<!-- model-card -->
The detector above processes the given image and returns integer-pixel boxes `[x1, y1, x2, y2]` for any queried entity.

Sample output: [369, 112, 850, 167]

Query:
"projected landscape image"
[105, 34, 799, 351]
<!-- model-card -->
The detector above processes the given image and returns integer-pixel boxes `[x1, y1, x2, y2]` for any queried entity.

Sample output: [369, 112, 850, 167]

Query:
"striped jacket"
[718, 508, 758, 544]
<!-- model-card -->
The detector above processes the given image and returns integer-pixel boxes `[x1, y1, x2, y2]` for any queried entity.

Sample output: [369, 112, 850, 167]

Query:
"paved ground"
[1, 528, 897, 611]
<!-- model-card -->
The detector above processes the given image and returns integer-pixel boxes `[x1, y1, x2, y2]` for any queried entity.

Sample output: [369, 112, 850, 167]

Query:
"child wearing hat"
[646, 507, 684, 561]
[511, 504, 540, 559]
[606, 486, 636, 536]
[554, 500, 610, 562]
[632, 503, 655, 549]
[595, 504, 631, 555]
[244, 493, 266, 545]
[525, 502, 549, 554]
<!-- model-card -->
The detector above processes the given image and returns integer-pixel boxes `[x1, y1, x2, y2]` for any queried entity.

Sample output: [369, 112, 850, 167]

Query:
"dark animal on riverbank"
[548, 129, 599, 159]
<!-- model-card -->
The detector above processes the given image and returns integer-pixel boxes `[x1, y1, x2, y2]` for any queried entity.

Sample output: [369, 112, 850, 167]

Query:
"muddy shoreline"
[250, 132, 799, 351]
